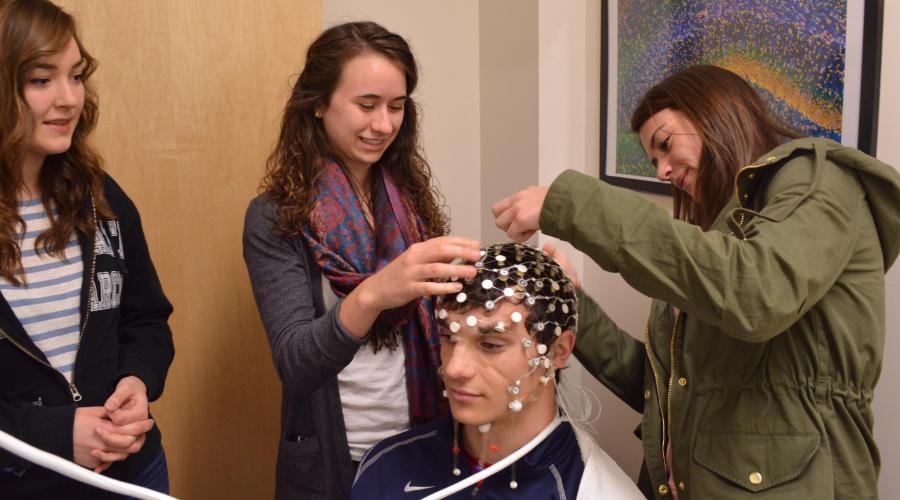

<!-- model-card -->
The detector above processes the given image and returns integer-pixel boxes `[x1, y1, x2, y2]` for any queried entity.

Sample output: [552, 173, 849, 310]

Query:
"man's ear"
[551, 330, 575, 369]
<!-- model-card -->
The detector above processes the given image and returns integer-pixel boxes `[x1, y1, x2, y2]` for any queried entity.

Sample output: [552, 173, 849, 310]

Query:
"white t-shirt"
[323, 276, 410, 461]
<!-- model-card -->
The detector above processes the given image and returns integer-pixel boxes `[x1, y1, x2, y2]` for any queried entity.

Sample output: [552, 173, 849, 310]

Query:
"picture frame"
[600, 0, 884, 195]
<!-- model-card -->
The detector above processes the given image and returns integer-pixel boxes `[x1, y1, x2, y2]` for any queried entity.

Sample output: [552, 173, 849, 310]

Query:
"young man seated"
[351, 243, 642, 499]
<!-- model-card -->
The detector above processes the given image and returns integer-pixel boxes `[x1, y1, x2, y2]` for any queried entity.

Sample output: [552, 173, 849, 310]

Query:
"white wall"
[322, 1, 481, 239]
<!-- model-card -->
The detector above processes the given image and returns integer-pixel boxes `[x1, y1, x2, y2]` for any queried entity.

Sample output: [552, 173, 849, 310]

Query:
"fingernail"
[453, 283, 463, 291]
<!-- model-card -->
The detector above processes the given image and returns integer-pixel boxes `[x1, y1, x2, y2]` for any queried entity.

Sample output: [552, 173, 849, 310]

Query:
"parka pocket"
[693, 431, 821, 493]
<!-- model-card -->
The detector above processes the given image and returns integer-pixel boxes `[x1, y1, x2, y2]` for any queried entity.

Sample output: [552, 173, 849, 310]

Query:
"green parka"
[541, 138, 900, 499]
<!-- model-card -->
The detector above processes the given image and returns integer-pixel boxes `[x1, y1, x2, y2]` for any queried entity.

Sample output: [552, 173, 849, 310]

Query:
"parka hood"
[760, 138, 900, 270]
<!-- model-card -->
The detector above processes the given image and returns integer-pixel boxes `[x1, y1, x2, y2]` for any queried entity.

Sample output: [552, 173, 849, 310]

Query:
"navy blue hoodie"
[0, 175, 174, 498]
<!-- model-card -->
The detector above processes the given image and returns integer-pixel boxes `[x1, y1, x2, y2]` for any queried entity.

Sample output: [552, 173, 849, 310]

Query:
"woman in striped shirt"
[0, 1, 174, 497]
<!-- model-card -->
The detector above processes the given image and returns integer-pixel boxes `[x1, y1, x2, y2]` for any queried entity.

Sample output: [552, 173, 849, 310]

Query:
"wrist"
[352, 280, 381, 315]
[340, 283, 382, 338]
[120, 375, 147, 392]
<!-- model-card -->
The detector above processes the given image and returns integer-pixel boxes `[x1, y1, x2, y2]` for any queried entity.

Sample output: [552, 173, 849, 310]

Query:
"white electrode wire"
[555, 377, 602, 427]
[421, 417, 562, 500]
[0, 429, 177, 500]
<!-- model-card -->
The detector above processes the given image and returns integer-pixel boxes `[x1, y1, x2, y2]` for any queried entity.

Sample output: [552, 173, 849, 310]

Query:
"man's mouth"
[448, 388, 480, 401]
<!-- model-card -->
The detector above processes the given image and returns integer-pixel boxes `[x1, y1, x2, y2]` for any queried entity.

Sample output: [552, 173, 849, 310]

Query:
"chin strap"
[422, 417, 563, 500]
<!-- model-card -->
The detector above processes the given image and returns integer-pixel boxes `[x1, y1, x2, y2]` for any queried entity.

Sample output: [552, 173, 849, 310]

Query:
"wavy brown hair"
[630, 65, 799, 230]
[261, 21, 448, 238]
[0, 0, 113, 285]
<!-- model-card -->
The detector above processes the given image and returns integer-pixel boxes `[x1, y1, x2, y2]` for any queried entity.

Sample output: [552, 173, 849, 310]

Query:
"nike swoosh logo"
[404, 480, 435, 492]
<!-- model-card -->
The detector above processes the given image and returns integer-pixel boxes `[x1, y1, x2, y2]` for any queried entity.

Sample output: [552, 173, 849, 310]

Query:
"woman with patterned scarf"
[242, 21, 479, 500]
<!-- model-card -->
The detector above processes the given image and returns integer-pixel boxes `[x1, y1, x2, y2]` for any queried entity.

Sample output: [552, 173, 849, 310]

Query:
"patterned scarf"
[302, 161, 446, 425]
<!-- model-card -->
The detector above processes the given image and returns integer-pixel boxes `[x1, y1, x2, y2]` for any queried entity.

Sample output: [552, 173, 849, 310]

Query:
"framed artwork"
[600, 0, 884, 194]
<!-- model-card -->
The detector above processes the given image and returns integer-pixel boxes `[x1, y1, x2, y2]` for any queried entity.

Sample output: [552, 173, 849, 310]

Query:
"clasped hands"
[73, 375, 153, 473]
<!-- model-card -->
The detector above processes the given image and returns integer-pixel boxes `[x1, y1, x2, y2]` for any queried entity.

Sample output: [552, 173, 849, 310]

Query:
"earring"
[314, 110, 323, 119]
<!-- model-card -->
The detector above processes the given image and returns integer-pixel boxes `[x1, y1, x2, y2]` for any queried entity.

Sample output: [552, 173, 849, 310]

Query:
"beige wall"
[479, 0, 539, 243]
[55, 1, 320, 498]
[323, 0, 482, 240]
[871, 2, 899, 498]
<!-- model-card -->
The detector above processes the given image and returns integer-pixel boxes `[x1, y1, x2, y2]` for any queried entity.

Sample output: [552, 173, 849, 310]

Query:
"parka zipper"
[733, 160, 773, 227]
[643, 309, 681, 478]
[0, 198, 99, 403]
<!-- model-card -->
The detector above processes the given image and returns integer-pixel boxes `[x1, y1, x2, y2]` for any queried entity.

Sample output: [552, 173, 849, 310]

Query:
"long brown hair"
[0, 0, 112, 285]
[261, 21, 448, 238]
[630, 65, 799, 230]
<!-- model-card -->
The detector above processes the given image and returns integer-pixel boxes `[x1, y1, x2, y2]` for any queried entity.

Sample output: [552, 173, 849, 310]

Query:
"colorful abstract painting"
[604, 0, 867, 186]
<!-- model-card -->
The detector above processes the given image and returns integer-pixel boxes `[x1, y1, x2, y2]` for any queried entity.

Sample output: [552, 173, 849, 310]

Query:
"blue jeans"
[129, 447, 169, 495]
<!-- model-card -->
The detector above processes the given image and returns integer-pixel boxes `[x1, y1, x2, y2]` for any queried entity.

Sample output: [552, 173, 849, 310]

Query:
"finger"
[94, 427, 139, 450]
[542, 242, 570, 269]
[494, 206, 516, 232]
[93, 462, 112, 474]
[541, 242, 557, 257]
[91, 449, 128, 463]
[508, 227, 536, 243]
[106, 418, 155, 437]
[414, 262, 477, 282]
[490, 195, 514, 218]
[432, 236, 480, 249]
[103, 390, 126, 413]
[418, 281, 469, 297]
[541, 242, 580, 287]
[108, 404, 146, 426]
[127, 434, 147, 454]
[414, 241, 481, 264]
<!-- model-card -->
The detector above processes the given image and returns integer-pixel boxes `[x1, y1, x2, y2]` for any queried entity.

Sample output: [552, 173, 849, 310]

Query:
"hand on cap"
[492, 187, 549, 242]
[341, 236, 480, 337]
[542, 242, 580, 289]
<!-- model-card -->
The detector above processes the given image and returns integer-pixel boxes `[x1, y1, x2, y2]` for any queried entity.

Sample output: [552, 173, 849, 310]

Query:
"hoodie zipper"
[0, 198, 98, 403]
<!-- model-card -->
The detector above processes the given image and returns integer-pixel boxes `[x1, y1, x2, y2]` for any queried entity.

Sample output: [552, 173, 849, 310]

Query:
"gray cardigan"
[243, 195, 365, 499]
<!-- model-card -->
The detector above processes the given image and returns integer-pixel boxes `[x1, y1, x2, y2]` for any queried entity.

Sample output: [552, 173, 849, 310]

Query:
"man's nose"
[442, 344, 475, 380]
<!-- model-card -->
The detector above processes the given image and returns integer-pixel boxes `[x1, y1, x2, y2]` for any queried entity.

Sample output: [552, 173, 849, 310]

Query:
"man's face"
[439, 302, 548, 426]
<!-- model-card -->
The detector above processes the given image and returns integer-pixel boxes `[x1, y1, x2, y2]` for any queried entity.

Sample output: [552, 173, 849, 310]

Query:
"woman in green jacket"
[493, 65, 899, 499]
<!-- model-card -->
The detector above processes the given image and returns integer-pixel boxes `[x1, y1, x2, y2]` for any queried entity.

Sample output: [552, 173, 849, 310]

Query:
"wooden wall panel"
[53, 1, 321, 498]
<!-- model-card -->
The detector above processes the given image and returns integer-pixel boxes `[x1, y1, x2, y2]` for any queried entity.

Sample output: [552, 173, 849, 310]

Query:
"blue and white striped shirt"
[0, 199, 82, 382]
